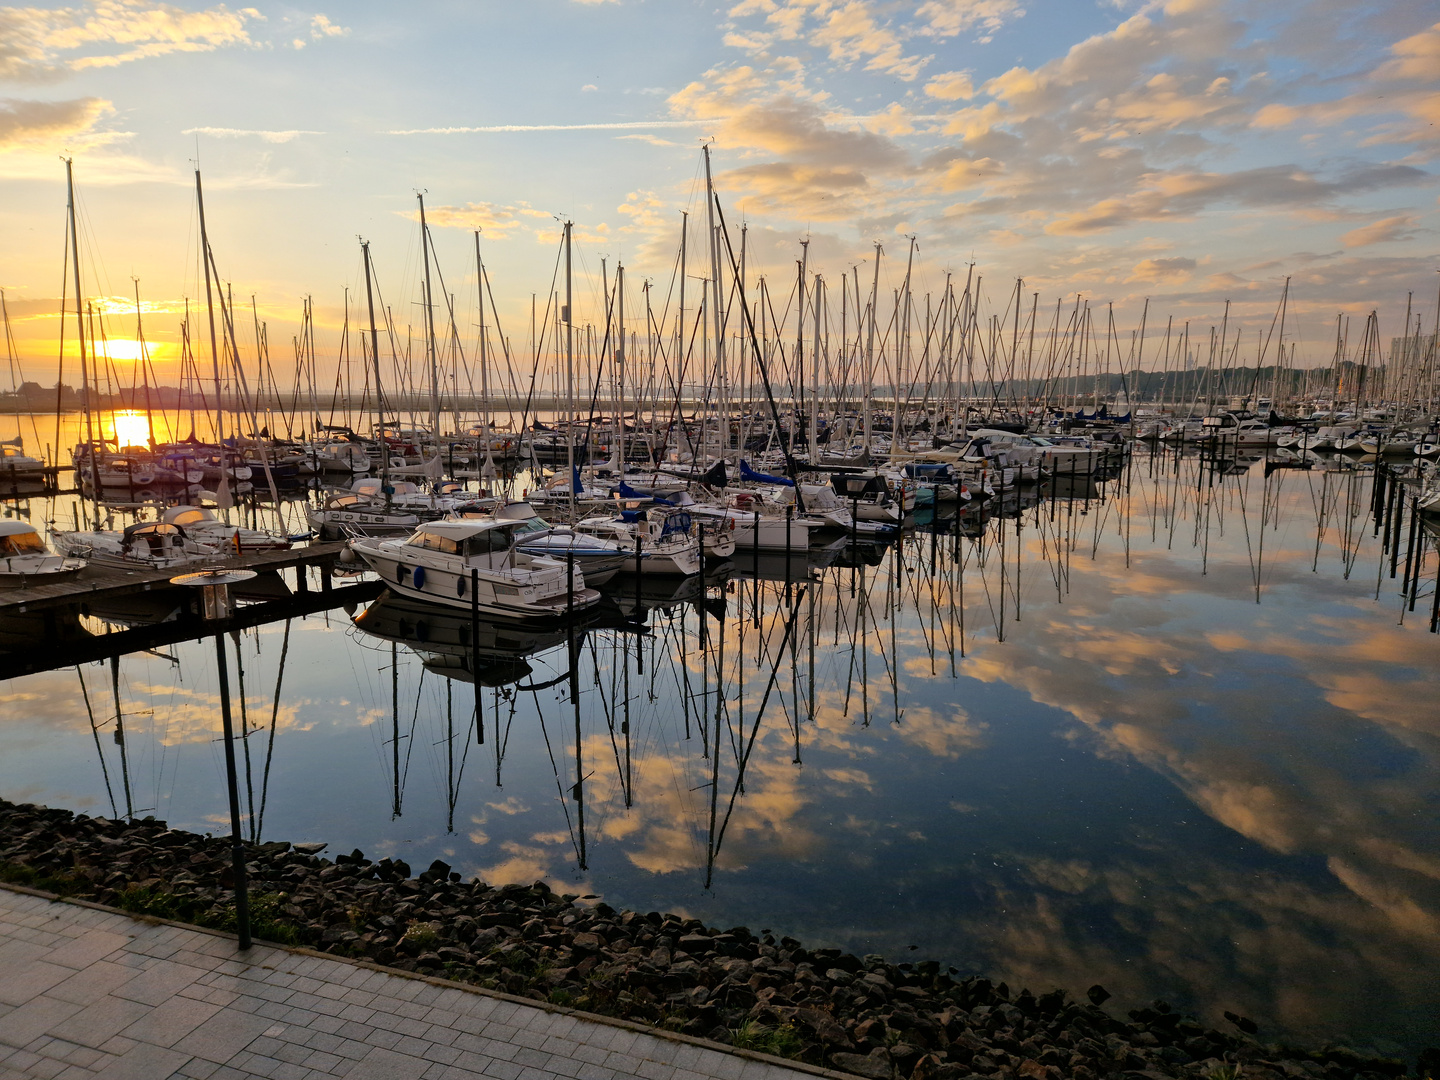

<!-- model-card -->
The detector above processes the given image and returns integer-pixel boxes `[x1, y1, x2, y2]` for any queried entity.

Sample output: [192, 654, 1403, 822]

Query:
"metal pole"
[471, 567, 482, 743]
[214, 633, 251, 950]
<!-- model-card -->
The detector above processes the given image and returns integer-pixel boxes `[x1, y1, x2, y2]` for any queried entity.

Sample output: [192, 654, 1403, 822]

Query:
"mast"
[475, 231, 496, 479]
[865, 242, 881, 458]
[65, 158, 100, 521]
[616, 260, 625, 469]
[418, 194, 441, 473]
[703, 145, 725, 461]
[361, 240, 389, 501]
[565, 221, 575, 518]
[195, 168, 230, 511]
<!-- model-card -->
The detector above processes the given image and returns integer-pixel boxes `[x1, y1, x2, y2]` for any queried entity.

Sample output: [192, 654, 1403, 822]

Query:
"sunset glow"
[0, 1, 1433, 382]
[109, 409, 151, 449]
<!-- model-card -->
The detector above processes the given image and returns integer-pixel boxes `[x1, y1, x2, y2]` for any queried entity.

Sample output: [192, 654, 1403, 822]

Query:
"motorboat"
[0, 521, 86, 587]
[349, 518, 600, 619]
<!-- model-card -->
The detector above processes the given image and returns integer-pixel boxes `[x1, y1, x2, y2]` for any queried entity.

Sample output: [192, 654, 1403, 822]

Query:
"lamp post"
[171, 567, 258, 950]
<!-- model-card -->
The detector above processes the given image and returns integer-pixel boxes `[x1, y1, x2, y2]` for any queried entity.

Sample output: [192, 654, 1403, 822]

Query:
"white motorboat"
[0, 521, 86, 587]
[349, 519, 600, 619]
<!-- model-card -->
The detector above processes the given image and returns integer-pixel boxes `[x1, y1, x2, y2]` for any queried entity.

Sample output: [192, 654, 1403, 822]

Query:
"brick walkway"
[0, 885, 823, 1080]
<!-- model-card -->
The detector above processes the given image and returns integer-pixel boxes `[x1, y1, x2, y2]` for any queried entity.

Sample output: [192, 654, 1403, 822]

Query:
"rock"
[571, 932, 604, 952]
[829, 1051, 893, 1079]
[1224, 1011, 1259, 1035]
[1086, 984, 1111, 1006]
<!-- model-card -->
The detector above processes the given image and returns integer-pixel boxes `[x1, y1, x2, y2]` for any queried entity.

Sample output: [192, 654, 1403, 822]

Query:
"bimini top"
[123, 521, 186, 539]
[404, 518, 517, 557]
[410, 519, 514, 540]
[163, 506, 220, 528]
[0, 520, 40, 537]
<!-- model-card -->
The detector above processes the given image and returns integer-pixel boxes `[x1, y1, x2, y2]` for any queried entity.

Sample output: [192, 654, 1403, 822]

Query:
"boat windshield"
[0, 531, 45, 557]
[509, 517, 550, 534]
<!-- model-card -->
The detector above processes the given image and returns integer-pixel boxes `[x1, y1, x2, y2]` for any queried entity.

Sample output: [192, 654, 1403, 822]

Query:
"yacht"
[349, 519, 600, 619]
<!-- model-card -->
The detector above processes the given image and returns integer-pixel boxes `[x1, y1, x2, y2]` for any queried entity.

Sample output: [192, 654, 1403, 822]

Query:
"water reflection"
[0, 444, 1436, 1058]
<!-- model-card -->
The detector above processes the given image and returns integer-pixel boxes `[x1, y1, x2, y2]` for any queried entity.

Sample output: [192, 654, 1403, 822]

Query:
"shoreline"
[0, 799, 1425, 1080]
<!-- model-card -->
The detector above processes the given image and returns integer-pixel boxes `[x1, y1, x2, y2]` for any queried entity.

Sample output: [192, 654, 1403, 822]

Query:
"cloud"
[181, 126, 323, 143]
[615, 133, 676, 146]
[406, 200, 528, 238]
[309, 13, 347, 38]
[1043, 164, 1428, 236]
[1341, 214, 1420, 248]
[0, 0, 259, 81]
[924, 70, 974, 101]
[1126, 255, 1197, 283]
[385, 120, 713, 135]
[914, 0, 1025, 42]
[0, 96, 114, 149]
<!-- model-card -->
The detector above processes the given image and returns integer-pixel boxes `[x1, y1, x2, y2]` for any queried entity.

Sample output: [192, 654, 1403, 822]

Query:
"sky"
[0, 0, 1437, 389]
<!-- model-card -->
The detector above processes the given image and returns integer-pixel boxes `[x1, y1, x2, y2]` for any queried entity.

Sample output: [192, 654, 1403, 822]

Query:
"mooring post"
[213, 634, 251, 950]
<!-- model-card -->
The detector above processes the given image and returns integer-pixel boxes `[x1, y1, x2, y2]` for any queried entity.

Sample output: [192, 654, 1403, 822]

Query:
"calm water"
[1, 422, 1436, 1061]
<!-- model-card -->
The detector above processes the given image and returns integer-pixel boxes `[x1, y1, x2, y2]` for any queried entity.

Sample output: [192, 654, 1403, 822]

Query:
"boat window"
[463, 528, 512, 557]
[511, 517, 550, 534]
[0, 531, 44, 556]
[407, 530, 460, 554]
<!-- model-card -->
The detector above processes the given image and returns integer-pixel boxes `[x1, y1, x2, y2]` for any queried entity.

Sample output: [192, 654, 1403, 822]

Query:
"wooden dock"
[0, 541, 351, 616]
[0, 541, 381, 679]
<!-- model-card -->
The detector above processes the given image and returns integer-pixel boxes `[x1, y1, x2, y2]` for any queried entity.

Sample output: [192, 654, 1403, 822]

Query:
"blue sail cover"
[572, 466, 583, 495]
[739, 460, 794, 487]
[616, 481, 675, 505]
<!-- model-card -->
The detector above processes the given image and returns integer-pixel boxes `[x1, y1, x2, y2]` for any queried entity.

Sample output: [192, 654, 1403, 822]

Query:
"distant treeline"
[0, 360, 1415, 416]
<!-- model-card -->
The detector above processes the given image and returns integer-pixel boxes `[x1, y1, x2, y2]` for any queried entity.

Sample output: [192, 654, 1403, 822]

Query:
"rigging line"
[712, 585, 807, 857]
[399, 668, 425, 809]
[76, 666, 118, 819]
[255, 618, 291, 843]
[531, 689, 582, 866]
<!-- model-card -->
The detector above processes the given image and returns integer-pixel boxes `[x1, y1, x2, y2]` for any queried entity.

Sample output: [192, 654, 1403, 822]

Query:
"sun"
[110, 409, 152, 449]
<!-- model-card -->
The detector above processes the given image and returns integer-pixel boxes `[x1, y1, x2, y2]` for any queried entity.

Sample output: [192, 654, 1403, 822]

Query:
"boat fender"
[456, 575, 466, 597]
[413, 566, 426, 589]
[396, 563, 408, 583]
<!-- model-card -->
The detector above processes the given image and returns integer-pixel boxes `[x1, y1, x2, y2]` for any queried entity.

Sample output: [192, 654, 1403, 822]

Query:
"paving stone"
[0, 887, 816, 1080]
[0, 994, 85, 1049]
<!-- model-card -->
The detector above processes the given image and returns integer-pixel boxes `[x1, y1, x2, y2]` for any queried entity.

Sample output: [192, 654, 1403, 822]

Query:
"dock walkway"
[0, 542, 350, 617]
[0, 886, 823, 1080]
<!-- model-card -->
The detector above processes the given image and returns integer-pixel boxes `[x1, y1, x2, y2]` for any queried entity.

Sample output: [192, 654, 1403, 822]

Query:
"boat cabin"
[0, 521, 45, 557]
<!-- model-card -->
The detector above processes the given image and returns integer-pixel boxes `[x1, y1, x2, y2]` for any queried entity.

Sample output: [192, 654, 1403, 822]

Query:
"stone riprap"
[0, 799, 1425, 1080]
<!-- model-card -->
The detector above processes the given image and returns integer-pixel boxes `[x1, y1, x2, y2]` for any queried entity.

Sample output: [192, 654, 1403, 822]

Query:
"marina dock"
[0, 542, 376, 680]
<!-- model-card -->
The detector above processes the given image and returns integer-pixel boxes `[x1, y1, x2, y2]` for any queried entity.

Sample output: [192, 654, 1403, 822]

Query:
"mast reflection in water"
[0, 446, 1436, 1060]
